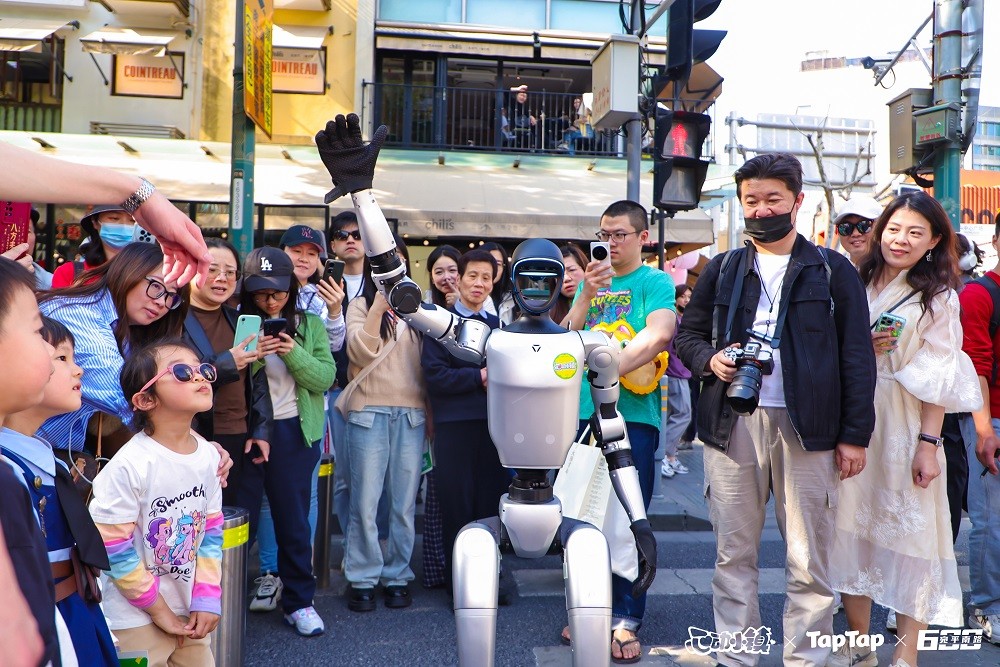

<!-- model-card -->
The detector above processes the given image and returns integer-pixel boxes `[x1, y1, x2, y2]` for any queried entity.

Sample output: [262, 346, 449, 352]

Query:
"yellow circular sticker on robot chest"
[553, 353, 578, 379]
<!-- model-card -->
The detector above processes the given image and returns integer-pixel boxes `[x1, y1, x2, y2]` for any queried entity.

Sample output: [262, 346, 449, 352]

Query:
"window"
[379, 0, 461, 23]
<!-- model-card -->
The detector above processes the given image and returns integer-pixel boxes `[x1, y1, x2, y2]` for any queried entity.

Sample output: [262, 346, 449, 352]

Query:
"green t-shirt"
[575, 264, 676, 428]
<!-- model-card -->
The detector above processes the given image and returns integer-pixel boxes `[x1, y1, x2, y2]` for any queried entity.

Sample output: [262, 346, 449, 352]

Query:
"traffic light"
[653, 109, 712, 212]
[657, 0, 727, 112]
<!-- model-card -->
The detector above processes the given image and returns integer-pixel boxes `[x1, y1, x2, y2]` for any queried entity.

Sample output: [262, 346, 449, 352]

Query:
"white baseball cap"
[833, 196, 884, 226]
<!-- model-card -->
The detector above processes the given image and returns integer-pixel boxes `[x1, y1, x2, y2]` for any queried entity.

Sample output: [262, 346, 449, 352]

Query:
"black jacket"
[183, 307, 273, 443]
[674, 235, 876, 452]
[421, 309, 498, 424]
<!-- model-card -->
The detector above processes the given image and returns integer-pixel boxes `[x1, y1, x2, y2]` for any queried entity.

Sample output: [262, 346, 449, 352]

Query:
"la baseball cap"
[243, 247, 293, 292]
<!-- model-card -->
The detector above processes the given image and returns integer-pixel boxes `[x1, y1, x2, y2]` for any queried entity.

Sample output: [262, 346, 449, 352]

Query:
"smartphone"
[874, 312, 906, 352]
[0, 201, 31, 256]
[590, 241, 611, 265]
[233, 314, 261, 351]
[132, 223, 156, 244]
[262, 317, 288, 338]
[324, 258, 345, 285]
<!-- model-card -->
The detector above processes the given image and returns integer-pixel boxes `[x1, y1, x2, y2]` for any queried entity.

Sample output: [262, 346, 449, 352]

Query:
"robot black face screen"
[515, 270, 559, 309]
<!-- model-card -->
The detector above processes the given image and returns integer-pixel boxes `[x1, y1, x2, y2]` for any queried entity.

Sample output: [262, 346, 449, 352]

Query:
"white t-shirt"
[89, 432, 222, 630]
[343, 273, 364, 301]
[751, 252, 791, 408]
[264, 352, 299, 419]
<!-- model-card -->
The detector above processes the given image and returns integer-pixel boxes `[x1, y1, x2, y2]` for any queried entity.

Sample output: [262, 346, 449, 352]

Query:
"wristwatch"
[121, 177, 155, 214]
[918, 433, 944, 447]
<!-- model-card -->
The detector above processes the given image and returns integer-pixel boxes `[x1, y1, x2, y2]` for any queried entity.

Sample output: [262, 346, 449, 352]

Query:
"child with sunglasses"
[89, 338, 223, 667]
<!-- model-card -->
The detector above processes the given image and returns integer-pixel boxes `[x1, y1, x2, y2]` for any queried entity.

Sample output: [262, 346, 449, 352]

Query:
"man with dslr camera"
[674, 153, 876, 667]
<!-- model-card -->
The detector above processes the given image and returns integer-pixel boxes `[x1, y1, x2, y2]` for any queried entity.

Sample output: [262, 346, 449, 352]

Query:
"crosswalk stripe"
[515, 566, 972, 597]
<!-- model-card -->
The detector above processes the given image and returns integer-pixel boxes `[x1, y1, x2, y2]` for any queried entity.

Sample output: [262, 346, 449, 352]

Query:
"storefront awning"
[80, 27, 181, 57]
[0, 19, 74, 53]
[272, 24, 330, 50]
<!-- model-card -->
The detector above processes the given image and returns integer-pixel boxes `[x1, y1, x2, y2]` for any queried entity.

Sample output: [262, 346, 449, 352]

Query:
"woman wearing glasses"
[37, 242, 189, 457]
[237, 247, 335, 638]
[182, 238, 272, 506]
[835, 196, 883, 267]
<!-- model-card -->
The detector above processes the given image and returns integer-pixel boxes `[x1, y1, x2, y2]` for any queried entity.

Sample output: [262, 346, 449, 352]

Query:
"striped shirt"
[38, 289, 133, 451]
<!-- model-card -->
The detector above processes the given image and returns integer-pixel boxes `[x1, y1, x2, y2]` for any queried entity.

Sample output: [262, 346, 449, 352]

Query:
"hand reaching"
[629, 519, 657, 597]
[315, 114, 388, 203]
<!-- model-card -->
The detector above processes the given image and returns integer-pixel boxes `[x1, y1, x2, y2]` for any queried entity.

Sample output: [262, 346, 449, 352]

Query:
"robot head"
[510, 238, 564, 316]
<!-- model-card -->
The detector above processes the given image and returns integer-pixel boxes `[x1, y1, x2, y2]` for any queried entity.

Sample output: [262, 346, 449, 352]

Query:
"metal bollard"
[314, 453, 334, 589]
[212, 506, 249, 667]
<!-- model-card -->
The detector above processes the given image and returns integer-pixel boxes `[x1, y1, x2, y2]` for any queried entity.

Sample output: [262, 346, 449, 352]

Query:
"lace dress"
[829, 271, 981, 626]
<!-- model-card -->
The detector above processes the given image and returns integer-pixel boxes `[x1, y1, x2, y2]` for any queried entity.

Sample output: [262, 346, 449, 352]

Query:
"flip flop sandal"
[611, 636, 642, 664]
[560, 628, 571, 646]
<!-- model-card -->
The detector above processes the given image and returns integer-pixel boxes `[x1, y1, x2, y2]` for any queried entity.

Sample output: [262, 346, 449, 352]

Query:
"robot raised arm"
[315, 114, 489, 364]
[580, 330, 658, 596]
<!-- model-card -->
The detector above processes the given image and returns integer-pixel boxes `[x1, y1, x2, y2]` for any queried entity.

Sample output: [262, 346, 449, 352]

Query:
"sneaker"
[827, 643, 878, 667]
[668, 459, 690, 475]
[968, 611, 1000, 645]
[885, 609, 896, 632]
[677, 440, 694, 451]
[660, 460, 676, 478]
[249, 573, 282, 613]
[283, 606, 324, 637]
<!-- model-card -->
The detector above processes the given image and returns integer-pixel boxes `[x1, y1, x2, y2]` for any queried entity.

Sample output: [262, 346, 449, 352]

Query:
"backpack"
[971, 275, 1000, 384]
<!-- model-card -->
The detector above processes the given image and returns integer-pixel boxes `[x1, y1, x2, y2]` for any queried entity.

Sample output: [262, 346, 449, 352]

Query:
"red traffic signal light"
[653, 109, 712, 212]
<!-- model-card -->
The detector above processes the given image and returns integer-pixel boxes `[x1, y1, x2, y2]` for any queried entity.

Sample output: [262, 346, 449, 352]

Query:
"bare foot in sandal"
[560, 625, 571, 646]
[611, 628, 641, 664]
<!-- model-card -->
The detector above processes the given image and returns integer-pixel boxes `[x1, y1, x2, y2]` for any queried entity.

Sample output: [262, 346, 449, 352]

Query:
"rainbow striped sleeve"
[189, 510, 223, 615]
[95, 522, 159, 609]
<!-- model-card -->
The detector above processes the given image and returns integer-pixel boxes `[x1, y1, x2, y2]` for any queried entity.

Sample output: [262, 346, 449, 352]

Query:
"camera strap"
[723, 245, 751, 344]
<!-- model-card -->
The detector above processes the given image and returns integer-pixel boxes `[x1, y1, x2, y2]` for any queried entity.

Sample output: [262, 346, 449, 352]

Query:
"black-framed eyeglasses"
[836, 219, 874, 237]
[144, 277, 182, 311]
[333, 229, 362, 241]
[252, 291, 289, 303]
[139, 363, 217, 394]
[595, 230, 639, 243]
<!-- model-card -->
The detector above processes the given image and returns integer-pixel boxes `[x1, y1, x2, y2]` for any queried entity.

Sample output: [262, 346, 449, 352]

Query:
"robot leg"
[453, 520, 500, 667]
[563, 519, 612, 667]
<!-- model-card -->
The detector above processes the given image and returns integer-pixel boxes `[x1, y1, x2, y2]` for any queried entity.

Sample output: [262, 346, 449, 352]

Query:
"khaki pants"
[704, 408, 838, 667]
[114, 620, 213, 667]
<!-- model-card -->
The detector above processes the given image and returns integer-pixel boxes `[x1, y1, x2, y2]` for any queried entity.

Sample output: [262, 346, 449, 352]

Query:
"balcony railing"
[362, 83, 622, 157]
[0, 102, 61, 133]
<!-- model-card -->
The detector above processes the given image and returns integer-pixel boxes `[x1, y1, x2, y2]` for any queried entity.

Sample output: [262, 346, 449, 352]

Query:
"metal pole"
[656, 208, 666, 270]
[211, 507, 249, 667]
[625, 0, 643, 203]
[230, 0, 256, 258]
[727, 112, 741, 251]
[313, 453, 334, 589]
[933, 0, 963, 230]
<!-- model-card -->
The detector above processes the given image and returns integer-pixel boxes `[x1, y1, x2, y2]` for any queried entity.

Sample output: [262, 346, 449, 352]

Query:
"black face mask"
[744, 211, 795, 244]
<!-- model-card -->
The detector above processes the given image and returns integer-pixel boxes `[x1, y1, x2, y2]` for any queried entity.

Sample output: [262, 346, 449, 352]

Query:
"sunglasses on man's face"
[837, 219, 874, 237]
[333, 229, 362, 241]
[139, 363, 217, 395]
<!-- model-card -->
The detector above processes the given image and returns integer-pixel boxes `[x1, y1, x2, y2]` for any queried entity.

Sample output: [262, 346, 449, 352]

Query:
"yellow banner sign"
[244, 0, 273, 137]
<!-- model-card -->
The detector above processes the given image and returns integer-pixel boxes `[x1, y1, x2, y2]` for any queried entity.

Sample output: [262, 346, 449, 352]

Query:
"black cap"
[279, 225, 326, 255]
[80, 204, 132, 236]
[243, 247, 293, 292]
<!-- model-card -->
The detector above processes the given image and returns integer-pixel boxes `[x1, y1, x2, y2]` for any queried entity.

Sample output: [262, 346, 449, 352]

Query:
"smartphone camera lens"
[592, 245, 609, 261]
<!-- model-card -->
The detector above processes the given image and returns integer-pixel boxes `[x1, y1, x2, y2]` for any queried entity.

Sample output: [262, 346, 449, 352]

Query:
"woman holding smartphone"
[182, 238, 272, 505]
[829, 192, 980, 667]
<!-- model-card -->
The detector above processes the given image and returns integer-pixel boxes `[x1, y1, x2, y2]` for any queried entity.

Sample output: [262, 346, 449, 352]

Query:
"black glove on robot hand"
[630, 518, 657, 598]
[314, 113, 388, 203]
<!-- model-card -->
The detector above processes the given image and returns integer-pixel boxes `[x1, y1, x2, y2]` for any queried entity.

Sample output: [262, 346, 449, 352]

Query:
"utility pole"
[230, 0, 257, 258]
[932, 0, 963, 230]
[625, 0, 643, 203]
[726, 111, 740, 251]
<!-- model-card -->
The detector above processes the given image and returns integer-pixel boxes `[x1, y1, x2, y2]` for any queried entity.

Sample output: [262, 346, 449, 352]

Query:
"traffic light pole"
[230, 0, 256, 258]
[932, 0, 962, 231]
[625, 0, 643, 203]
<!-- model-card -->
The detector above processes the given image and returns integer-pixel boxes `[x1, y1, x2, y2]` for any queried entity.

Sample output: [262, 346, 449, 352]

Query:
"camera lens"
[592, 245, 609, 261]
[726, 361, 764, 415]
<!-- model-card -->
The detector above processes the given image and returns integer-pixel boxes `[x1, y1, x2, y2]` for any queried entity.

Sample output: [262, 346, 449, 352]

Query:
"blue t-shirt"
[575, 264, 676, 428]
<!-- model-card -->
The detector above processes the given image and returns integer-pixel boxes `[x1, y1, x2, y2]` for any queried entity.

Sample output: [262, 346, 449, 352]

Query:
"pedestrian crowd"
[0, 139, 998, 667]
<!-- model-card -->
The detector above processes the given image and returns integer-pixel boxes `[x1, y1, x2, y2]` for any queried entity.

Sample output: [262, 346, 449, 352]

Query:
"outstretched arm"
[580, 330, 657, 597]
[316, 114, 490, 363]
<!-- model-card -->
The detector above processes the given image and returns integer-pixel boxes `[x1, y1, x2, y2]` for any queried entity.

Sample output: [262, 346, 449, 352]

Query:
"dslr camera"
[724, 339, 774, 416]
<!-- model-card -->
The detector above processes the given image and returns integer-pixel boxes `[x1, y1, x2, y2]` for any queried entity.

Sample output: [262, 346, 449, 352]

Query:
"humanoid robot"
[316, 114, 657, 667]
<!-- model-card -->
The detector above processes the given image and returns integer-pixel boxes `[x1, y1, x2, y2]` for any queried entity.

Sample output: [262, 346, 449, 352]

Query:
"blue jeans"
[579, 420, 658, 632]
[960, 415, 1000, 615]
[344, 406, 426, 588]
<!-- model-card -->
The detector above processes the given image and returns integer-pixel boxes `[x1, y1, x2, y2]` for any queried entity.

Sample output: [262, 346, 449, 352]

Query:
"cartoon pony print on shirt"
[145, 517, 173, 566]
[167, 513, 198, 566]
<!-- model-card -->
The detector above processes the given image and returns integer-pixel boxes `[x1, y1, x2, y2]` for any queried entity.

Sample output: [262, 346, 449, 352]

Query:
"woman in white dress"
[829, 191, 981, 667]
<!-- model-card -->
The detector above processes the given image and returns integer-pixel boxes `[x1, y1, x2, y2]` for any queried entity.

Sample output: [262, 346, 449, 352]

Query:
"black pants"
[683, 377, 701, 443]
[434, 419, 510, 591]
[236, 417, 320, 614]
[941, 412, 969, 543]
[213, 432, 254, 508]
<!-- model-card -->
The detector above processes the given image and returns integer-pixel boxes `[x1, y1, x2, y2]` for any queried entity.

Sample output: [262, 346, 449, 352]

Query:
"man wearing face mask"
[674, 153, 876, 667]
[51, 205, 136, 288]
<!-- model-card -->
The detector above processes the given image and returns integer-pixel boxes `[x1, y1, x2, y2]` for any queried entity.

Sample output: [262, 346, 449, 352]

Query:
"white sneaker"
[885, 609, 896, 632]
[827, 642, 878, 667]
[833, 591, 843, 613]
[660, 460, 676, 478]
[284, 605, 325, 637]
[668, 459, 690, 475]
[969, 611, 1000, 645]
[888, 660, 912, 667]
[249, 573, 283, 613]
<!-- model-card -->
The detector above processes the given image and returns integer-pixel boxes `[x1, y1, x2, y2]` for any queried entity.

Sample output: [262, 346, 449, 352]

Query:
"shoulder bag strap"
[335, 333, 400, 413]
